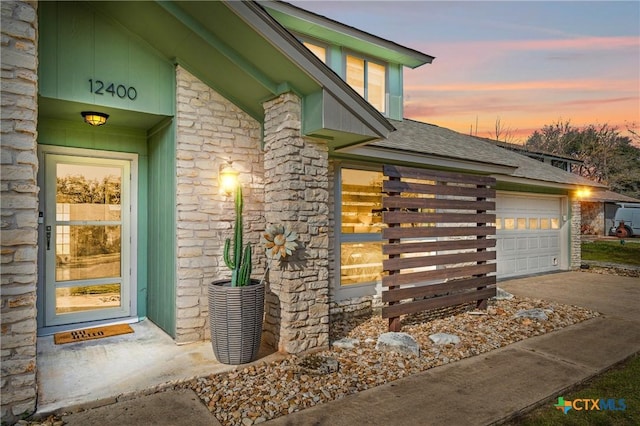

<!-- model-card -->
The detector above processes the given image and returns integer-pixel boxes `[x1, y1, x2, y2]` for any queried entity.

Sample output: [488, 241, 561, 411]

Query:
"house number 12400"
[89, 79, 137, 100]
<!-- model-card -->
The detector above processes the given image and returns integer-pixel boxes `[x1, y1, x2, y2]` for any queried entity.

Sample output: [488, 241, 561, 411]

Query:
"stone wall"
[262, 93, 330, 354]
[570, 198, 582, 269]
[1, 0, 39, 423]
[581, 201, 603, 236]
[174, 66, 263, 343]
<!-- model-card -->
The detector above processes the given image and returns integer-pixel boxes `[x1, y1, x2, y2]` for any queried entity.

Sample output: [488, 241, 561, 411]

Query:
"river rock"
[375, 332, 420, 356]
[429, 333, 461, 345]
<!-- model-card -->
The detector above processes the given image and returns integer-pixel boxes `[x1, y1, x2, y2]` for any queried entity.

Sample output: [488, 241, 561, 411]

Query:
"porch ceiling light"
[81, 111, 109, 126]
[219, 163, 239, 195]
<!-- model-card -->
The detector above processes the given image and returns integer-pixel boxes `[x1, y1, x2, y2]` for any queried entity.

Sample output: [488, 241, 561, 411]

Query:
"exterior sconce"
[576, 188, 591, 199]
[81, 111, 109, 126]
[219, 163, 239, 195]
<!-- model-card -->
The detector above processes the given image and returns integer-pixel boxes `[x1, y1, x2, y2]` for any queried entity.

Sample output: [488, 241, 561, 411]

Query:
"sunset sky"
[289, 1, 640, 143]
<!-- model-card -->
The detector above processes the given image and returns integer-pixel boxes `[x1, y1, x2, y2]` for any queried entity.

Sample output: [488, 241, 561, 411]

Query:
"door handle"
[46, 226, 51, 250]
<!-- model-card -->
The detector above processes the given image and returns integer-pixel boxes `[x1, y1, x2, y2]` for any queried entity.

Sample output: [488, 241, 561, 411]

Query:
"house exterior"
[581, 190, 640, 236]
[1, 1, 603, 422]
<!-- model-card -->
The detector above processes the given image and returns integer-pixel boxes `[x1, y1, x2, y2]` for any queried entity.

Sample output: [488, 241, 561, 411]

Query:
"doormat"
[54, 324, 134, 345]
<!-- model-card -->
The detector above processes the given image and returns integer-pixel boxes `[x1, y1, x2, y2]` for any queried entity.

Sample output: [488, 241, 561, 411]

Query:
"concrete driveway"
[500, 270, 639, 321]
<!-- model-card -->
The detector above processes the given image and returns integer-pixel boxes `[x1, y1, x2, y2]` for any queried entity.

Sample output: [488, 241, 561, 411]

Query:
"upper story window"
[302, 41, 327, 64]
[346, 54, 387, 114]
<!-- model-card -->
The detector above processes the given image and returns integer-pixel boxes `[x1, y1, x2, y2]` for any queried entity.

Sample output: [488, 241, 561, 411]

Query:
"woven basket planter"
[208, 279, 265, 365]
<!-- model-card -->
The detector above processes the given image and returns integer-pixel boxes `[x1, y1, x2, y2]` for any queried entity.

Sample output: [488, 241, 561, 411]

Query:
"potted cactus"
[209, 184, 264, 365]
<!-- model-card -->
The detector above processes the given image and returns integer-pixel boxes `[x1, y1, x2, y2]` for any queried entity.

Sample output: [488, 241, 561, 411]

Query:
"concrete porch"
[36, 319, 283, 415]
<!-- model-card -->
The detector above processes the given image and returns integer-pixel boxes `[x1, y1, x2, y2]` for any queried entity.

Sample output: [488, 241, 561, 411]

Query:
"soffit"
[91, 0, 319, 122]
[88, 1, 390, 145]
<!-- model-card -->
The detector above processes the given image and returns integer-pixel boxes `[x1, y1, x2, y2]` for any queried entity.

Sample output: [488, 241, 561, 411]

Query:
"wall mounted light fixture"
[576, 188, 591, 200]
[81, 111, 109, 126]
[219, 163, 239, 195]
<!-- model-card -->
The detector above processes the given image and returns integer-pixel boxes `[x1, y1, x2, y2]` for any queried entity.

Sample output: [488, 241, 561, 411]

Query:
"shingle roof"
[583, 190, 640, 203]
[370, 118, 605, 188]
[372, 119, 520, 168]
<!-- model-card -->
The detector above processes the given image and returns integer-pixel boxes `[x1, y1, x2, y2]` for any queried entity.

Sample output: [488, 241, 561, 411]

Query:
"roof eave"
[228, 0, 395, 141]
[262, 0, 434, 68]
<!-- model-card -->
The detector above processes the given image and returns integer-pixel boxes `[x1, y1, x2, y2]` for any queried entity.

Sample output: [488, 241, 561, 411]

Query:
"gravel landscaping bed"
[185, 295, 599, 426]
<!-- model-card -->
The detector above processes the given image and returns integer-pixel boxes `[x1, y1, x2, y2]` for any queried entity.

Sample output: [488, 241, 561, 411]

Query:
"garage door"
[496, 193, 564, 278]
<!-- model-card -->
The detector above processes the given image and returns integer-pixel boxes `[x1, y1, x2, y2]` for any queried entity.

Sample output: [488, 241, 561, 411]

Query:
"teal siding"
[147, 120, 177, 337]
[39, 1, 174, 116]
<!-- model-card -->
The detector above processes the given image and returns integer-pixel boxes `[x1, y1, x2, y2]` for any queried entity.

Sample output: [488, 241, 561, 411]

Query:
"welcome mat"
[54, 324, 134, 345]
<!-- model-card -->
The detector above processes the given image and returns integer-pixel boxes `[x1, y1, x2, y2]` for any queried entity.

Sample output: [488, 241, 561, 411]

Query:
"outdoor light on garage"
[219, 163, 239, 196]
[576, 188, 591, 199]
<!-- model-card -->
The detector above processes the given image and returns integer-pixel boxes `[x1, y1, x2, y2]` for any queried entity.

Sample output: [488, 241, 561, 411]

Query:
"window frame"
[334, 162, 384, 301]
[296, 34, 330, 65]
[343, 50, 389, 115]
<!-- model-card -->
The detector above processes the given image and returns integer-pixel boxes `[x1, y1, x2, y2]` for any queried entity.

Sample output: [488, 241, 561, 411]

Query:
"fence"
[381, 165, 497, 331]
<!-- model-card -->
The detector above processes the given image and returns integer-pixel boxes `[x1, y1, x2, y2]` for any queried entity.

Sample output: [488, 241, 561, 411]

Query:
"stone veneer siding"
[262, 93, 330, 354]
[570, 198, 582, 269]
[1, 0, 39, 423]
[581, 201, 604, 236]
[175, 66, 263, 343]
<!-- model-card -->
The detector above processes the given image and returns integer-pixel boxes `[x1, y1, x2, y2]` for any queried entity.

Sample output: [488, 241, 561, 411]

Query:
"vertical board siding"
[147, 121, 176, 337]
[381, 165, 497, 331]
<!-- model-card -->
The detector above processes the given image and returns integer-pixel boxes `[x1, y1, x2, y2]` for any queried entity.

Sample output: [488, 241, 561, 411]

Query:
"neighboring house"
[488, 140, 583, 173]
[484, 139, 640, 236]
[581, 190, 640, 236]
[1, 0, 603, 421]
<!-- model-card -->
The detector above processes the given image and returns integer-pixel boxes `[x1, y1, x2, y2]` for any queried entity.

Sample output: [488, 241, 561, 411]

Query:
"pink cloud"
[404, 79, 638, 93]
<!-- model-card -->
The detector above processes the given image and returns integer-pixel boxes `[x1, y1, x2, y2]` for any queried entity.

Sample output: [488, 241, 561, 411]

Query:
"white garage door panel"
[497, 194, 564, 279]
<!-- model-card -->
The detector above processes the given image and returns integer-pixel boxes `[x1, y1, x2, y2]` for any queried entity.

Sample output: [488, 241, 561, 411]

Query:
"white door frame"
[37, 145, 139, 334]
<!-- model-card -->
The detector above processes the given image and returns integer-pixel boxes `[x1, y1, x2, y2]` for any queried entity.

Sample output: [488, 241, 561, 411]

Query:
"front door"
[41, 149, 135, 328]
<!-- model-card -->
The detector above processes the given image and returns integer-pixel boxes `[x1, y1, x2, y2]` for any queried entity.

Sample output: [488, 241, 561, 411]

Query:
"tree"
[525, 120, 640, 198]
[488, 116, 519, 144]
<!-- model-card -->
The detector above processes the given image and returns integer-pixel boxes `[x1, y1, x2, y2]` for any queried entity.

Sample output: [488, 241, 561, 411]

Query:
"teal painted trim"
[174, 58, 262, 123]
[388, 63, 403, 120]
[328, 45, 343, 75]
[158, 1, 279, 94]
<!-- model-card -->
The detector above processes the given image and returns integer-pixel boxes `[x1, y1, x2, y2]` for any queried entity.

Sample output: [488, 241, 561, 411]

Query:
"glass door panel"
[44, 154, 131, 326]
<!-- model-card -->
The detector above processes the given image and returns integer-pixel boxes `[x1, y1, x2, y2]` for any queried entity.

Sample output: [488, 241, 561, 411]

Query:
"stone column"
[262, 93, 330, 354]
[570, 198, 581, 270]
[1, 1, 39, 423]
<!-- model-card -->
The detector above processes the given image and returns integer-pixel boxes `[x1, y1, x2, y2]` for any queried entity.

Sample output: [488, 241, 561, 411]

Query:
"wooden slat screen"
[382, 165, 497, 331]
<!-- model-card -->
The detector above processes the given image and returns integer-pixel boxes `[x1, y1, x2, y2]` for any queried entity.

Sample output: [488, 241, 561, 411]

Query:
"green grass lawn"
[512, 354, 640, 425]
[581, 240, 640, 266]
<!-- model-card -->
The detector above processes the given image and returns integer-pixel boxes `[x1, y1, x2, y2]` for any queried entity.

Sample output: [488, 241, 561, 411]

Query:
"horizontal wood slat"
[383, 165, 495, 186]
[382, 287, 497, 318]
[383, 238, 496, 255]
[383, 226, 496, 240]
[383, 250, 496, 271]
[383, 263, 496, 287]
[384, 211, 495, 224]
[384, 180, 495, 199]
[383, 196, 495, 211]
[382, 276, 496, 303]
